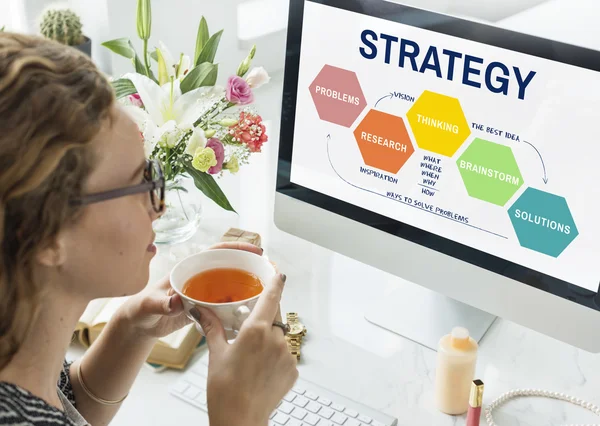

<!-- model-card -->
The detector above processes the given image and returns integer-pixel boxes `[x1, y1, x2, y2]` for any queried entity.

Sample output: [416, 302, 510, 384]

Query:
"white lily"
[123, 72, 224, 156]
[176, 54, 191, 79]
[156, 41, 176, 85]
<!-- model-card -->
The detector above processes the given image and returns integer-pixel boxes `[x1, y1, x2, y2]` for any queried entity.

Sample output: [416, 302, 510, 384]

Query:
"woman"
[0, 32, 298, 426]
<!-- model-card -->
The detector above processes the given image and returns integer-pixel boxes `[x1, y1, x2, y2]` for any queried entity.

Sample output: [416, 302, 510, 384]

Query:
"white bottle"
[434, 327, 479, 415]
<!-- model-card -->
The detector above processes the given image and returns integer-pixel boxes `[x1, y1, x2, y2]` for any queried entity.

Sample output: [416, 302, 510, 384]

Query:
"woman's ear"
[35, 236, 67, 267]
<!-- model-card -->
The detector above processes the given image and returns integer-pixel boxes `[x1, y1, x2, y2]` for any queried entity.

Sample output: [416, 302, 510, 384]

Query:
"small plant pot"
[74, 36, 91, 57]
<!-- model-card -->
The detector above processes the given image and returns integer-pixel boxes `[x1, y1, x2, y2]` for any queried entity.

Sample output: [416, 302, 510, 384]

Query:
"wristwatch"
[285, 312, 307, 361]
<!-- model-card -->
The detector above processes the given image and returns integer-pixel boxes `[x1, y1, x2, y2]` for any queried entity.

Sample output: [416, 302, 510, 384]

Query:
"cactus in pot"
[39, 8, 91, 56]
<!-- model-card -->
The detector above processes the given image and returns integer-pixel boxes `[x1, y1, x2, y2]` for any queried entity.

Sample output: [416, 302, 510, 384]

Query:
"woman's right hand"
[190, 274, 298, 426]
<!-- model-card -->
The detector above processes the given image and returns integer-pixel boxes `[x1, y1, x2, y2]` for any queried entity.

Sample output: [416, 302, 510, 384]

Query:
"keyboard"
[169, 352, 398, 426]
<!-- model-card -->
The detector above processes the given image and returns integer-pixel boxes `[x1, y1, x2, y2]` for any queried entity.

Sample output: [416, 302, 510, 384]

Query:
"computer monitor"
[274, 0, 600, 353]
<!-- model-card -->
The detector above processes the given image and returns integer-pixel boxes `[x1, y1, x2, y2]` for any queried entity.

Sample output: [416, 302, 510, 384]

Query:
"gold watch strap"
[287, 337, 302, 360]
[286, 313, 302, 360]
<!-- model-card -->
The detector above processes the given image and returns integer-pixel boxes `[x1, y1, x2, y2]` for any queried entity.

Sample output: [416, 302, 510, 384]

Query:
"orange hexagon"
[353, 110, 415, 174]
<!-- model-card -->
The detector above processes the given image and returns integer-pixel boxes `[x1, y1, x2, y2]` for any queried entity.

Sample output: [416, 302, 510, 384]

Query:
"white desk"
[67, 211, 600, 426]
[67, 3, 600, 423]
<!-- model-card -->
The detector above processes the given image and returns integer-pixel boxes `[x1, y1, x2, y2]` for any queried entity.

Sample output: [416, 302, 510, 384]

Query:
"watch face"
[289, 323, 305, 335]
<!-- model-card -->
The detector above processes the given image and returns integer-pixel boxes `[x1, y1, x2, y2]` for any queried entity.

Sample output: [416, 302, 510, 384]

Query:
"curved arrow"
[523, 140, 548, 184]
[374, 93, 393, 108]
[325, 134, 507, 239]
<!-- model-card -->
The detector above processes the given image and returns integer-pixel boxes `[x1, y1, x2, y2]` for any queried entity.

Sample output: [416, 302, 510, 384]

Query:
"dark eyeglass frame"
[69, 159, 165, 213]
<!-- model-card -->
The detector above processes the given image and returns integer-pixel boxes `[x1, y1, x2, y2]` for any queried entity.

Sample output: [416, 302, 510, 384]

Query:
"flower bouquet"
[101, 0, 270, 241]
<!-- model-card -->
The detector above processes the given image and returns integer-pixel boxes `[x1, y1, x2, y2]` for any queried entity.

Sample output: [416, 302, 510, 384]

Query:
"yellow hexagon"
[406, 90, 471, 157]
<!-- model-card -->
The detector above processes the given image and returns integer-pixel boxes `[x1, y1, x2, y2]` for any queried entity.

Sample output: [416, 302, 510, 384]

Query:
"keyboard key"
[273, 413, 290, 425]
[291, 407, 307, 420]
[332, 413, 348, 424]
[306, 401, 321, 414]
[305, 391, 319, 400]
[358, 414, 372, 424]
[183, 386, 200, 399]
[371, 422, 385, 426]
[194, 391, 206, 405]
[319, 422, 334, 426]
[303, 413, 320, 425]
[345, 419, 361, 426]
[318, 407, 334, 419]
[345, 409, 359, 418]
[172, 381, 189, 394]
[279, 402, 294, 415]
[293, 396, 309, 408]
[283, 392, 297, 403]
[292, 386, 306, 395]
[318, 397, 332, 406]
[192, 363, 209, 377]
[331, 403, 345, 412]
[287, 419, 302, 426]
[270, 411, 277, 419]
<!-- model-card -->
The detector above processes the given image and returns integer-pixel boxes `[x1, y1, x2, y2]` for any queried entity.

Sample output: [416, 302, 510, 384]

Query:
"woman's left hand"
[117, 241, 264, 339]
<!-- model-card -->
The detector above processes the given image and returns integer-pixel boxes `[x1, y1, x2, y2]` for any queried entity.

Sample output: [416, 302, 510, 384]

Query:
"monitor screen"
[277, 0, 600, 310]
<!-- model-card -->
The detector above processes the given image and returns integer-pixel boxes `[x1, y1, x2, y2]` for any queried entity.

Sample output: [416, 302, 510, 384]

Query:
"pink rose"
[206, 138, 225, 174]
[226, 75, 254, 105]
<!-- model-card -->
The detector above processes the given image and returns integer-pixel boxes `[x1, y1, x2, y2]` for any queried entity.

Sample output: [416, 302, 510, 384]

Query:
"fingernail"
[189, 307, 201, 322]
[260, 247, 264, 254]
[168, 295, 174, 311]
[280, 273, 287, 283]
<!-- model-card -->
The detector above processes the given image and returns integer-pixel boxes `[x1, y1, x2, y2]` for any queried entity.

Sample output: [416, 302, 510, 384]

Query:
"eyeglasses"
[70, 159, 165, 213]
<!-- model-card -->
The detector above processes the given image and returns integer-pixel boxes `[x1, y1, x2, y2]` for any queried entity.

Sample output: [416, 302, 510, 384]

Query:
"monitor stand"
[364, 281, 497, 351]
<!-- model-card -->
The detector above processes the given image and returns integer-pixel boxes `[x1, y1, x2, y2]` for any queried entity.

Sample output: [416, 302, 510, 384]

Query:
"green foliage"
[194, 17, 209, 65]
[195, 29, 223, 66]
[180, 63, 218, 94]
[39, 8, 84, 46]
[182, 158, 236, 212]
[111, 78, 137, 99]
[101, 38, 157, 82]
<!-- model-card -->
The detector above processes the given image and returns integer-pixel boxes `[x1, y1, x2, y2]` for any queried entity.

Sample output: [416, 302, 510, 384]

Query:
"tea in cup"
[170, 249, 276, 337]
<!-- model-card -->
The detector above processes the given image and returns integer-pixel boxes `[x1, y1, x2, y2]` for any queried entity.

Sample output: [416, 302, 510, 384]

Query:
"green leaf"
[182, 159, 236, 212]
[103, 38, 156, 80]
[133, 55, 147, 75]
[167, 185, 188, 193]
[102, 38, 135, 59]
[0, 26, 5, 32]
[180, 63, 218, 93]
[194, 17, 210, 65]
[150, 50, 158, 61]
[111, 78, 137, 99]
[195, 29, 223, 66]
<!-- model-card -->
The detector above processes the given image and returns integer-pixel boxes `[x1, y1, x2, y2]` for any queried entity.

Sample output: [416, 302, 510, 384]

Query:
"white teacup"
[170, 249, 276, 338]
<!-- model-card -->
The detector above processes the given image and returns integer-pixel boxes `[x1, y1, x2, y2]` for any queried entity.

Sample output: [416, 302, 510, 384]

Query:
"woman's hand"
[117, 242, 264, 339]
[192, 273, 298, 426]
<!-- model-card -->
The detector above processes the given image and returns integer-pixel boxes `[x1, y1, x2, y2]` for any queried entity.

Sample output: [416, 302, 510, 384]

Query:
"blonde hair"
[0, 32, 114, 369]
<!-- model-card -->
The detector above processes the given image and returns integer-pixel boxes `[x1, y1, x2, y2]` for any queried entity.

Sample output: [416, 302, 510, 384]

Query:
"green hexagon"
[457, 138, 524, 206]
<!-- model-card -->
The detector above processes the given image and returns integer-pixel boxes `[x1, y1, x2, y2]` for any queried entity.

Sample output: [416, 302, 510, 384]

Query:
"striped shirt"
[0, 360, 82, 425]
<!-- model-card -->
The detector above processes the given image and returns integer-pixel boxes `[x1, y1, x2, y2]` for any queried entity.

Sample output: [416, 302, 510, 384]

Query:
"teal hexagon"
[456, 138, 524, 206]
[508, 188, 578, 257]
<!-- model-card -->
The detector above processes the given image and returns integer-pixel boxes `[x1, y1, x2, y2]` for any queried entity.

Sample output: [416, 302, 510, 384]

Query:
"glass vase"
[153, 177, 203, 245]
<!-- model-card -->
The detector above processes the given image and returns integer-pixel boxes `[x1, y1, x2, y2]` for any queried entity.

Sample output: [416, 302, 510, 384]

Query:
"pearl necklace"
[485, 389, 600, 426]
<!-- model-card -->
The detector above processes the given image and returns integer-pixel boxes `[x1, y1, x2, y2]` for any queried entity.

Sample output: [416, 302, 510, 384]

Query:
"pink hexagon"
[309, 65, 367, 128]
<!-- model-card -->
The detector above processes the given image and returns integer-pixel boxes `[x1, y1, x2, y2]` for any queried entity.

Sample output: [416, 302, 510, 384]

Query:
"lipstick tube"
[466, 379, 484, 426]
